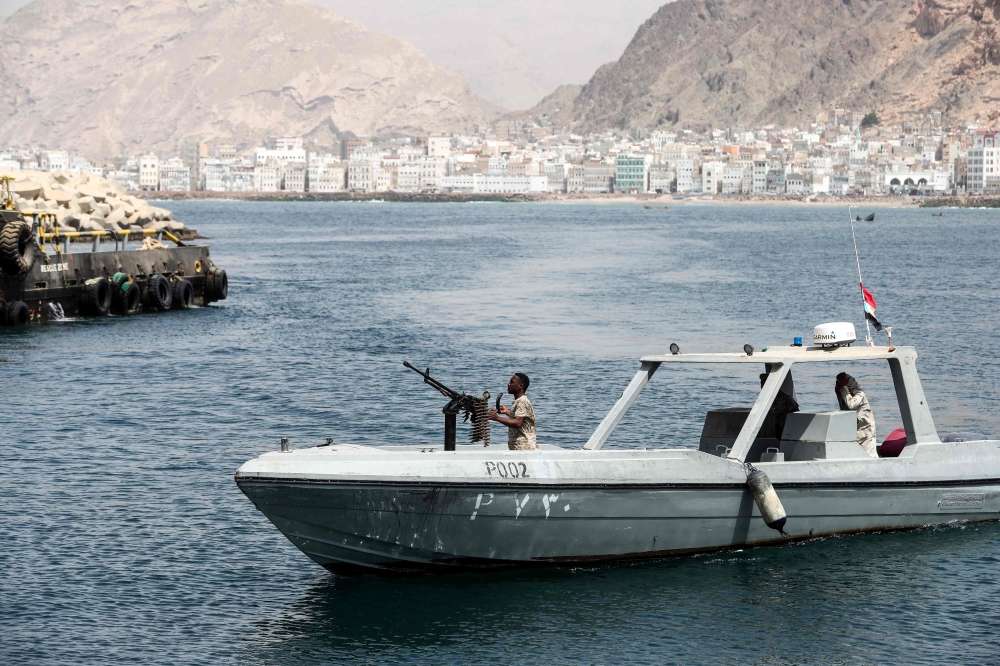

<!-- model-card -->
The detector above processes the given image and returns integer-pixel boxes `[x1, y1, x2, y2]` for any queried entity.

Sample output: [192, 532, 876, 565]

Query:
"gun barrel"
[402, 360, 459, 399]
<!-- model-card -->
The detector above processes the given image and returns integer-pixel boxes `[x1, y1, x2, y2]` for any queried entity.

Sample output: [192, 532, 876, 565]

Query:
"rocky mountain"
[504, 84, 581, 125]
[554, 0, 1000, 130]
[0, 0, 499, 157]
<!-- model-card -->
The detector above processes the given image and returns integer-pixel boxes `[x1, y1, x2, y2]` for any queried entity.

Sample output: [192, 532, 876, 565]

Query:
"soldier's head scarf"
[836, 372, 861, 409]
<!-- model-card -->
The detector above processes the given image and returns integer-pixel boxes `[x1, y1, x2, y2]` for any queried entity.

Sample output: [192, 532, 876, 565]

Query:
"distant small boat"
[643, 203, 670, 210]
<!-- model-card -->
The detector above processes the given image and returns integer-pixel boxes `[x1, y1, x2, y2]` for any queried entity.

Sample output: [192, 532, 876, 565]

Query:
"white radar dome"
[813, 322, 857, 347]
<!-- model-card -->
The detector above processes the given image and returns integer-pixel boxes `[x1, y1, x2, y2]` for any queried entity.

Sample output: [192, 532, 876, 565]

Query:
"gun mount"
[403, 361, 491, 450]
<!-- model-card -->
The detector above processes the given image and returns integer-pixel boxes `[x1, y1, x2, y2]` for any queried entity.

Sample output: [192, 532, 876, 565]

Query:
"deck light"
[669, 343, 680, 355]
[744, 344, 754, 356]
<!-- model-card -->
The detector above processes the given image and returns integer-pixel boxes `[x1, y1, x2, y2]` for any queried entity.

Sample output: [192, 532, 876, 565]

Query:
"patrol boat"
[235, 325, 1000, 574]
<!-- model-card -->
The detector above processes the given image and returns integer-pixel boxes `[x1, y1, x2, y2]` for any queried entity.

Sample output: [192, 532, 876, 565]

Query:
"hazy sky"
[312, 0, 667, 109]
[0, 0, 667, 109]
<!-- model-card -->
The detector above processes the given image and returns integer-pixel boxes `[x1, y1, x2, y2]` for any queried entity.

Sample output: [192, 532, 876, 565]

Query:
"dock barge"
[0, 204, 227, 325]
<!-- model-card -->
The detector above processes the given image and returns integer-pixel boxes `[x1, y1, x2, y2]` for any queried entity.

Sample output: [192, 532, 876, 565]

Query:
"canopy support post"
[888, 355, 939, 444]
[583, 361, 660, 450]
[728, 363, 791, 462]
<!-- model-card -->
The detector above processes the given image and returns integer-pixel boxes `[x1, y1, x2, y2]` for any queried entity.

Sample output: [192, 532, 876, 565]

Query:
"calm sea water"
[2, 202, 999, 665]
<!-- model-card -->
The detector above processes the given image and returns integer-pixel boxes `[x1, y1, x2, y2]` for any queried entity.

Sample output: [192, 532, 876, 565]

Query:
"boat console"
[700, 408, 870, 462]
[699, 408, 778, 461]
[778, 411, 870, 461]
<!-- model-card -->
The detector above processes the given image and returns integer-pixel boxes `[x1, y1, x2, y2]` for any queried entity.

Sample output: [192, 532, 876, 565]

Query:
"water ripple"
[1, 202, 998, 665]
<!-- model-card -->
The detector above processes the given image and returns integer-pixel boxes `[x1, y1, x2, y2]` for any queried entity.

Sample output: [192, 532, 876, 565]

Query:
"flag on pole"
[861, 283, 883, 331]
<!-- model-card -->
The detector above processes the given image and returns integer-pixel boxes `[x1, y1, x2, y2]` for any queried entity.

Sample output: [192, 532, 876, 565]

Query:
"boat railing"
[24, 211, 186, 253]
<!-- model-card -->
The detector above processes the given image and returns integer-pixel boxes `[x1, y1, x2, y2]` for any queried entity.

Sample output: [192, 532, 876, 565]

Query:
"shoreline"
[140, 190, 1000, 208]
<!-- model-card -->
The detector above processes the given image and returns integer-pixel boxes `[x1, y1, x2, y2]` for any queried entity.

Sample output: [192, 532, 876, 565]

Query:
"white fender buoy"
[745, 463, 787, 534]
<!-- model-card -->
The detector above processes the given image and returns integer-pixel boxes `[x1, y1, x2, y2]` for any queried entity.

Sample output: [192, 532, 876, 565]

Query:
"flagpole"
[848, 205, 874, 346]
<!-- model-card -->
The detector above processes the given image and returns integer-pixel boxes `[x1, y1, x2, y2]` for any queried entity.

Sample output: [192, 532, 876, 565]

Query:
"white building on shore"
[348, 153, 380, 192]
[440, 173, 547, 194]
[159, 157, 191, 192]
[968, 129, 999, 194]
[139, 153, 159, 191]
[253, 165, 279, 192]
[308, 158, 346, 192]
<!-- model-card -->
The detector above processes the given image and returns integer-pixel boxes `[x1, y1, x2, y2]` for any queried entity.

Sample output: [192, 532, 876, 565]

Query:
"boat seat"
[779, 411, 870, 461]
[699, 407, 777, 461]
[879, 428, 907, 457]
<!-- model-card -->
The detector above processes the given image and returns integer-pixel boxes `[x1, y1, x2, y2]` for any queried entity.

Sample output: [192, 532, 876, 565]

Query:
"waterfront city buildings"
[1, 112, 996, 198]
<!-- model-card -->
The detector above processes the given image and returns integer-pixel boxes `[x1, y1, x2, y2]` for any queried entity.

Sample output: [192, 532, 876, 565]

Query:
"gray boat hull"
[236, 447, 1000, 573]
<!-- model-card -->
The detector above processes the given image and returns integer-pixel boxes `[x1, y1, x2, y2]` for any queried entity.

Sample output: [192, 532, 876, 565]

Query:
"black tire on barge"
[172, 279, 194, 309]
[0, 220, 36, 276]
[147, 275, 173, 311]
[204, 267, 227, 303]
[81, 277, 113, 316]
[113, 280, 141, 314]
[3, 300, 30, 326]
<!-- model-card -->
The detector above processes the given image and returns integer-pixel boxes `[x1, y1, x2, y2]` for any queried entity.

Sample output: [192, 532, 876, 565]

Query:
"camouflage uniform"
[840, 387, 877, 458]
[507, 395, 538, 450]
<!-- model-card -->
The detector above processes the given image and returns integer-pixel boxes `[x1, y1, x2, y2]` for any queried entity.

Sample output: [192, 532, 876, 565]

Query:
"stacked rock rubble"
[1, 169, 187, 236]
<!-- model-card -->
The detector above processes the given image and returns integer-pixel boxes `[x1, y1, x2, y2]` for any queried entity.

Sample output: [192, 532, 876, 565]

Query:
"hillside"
[0, 0, 499, 157]
[503, 84, 581, 125]
[560, 0, 1000, 130]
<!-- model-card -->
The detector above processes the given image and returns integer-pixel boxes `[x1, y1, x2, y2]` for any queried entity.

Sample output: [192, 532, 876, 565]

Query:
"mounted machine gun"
[403, 361, 492, 450]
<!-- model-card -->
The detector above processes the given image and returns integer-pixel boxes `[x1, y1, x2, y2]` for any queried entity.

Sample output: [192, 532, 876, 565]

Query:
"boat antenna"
[848, 204, 874, 347]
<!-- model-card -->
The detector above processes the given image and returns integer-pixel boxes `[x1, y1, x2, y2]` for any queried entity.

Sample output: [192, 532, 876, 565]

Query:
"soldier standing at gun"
[489, 373, 538, 450]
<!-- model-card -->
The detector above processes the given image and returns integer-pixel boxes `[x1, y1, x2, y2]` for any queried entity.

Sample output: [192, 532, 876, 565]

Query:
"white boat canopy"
[583, 345, 938, 460]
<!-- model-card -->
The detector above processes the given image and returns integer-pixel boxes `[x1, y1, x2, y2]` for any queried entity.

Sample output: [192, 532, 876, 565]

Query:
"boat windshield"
[588, 346, 926, 457]
[599, 365, 761, 450]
